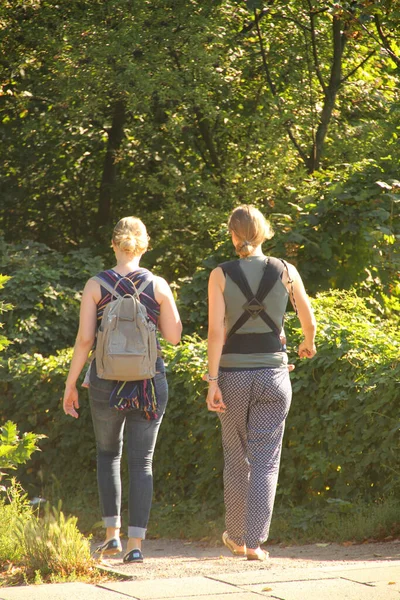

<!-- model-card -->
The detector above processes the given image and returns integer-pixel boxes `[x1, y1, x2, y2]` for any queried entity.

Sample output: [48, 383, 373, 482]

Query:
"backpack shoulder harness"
[219, 257, 286, 355]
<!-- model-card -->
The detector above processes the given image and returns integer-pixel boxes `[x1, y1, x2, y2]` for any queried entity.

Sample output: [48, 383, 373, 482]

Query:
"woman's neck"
[246, 245, 264, 257]
[113, 253, 142, 275]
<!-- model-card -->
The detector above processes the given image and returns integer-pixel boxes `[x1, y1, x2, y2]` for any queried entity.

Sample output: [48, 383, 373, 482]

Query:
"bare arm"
[283, 263, 316, 359]
[63, 279, 99, 418]
[153, 276, 182, 345]
[206, 267, 227, 413]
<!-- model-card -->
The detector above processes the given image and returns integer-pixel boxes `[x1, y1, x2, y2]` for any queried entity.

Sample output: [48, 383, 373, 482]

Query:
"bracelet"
[207, 375, 218, 382]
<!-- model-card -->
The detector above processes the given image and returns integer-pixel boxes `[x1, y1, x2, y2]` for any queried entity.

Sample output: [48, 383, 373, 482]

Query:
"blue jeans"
[89, 357, 168, 539]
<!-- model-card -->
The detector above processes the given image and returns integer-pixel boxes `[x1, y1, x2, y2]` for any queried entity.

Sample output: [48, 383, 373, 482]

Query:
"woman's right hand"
[206, 383, 226, 414]
[63, 385, 80, 418]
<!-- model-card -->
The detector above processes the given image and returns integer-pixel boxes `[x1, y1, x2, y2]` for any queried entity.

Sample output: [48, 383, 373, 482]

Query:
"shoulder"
[217, 259, 239, 274]
[153, 275, 174, 303]
[153, 274, 168, 290]
[82, 277, 102, 303]
[209, 266, 226, 291]
[277, 260, 301, 285]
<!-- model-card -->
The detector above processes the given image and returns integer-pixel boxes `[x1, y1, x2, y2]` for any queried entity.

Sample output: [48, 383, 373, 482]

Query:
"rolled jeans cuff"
[128, 526, 146, 540]
[103, 516, 121, 529]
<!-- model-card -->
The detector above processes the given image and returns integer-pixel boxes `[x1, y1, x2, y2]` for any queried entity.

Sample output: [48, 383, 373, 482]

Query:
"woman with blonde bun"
[206, 205, 316, 561]
[63, 217, 182, 564]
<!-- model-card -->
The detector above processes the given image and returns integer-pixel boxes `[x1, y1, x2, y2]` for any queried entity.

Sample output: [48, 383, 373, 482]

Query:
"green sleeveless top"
[219, 255, 288, 369]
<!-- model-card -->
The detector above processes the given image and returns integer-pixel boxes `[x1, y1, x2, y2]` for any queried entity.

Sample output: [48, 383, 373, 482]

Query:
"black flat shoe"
[123, 548, 144, 563]
[95, 538, 122, 556]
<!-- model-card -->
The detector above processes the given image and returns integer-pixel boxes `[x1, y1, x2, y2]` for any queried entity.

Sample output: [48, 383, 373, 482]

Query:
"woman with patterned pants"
[206, 205, 316, 561]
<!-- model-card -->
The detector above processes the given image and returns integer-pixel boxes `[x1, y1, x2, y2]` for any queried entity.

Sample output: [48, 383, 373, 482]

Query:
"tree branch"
[254, 10, 277, 96]
[170, 48, 223, 173]
[239, 0, 276, 36]
[254, 8, 309, 167]
[310, 16, 346, 172]
[374, 14, 400, 68]
[306, 0, 326, 92]
[341, 49, 376, 83]
[270, 12, 311, 32]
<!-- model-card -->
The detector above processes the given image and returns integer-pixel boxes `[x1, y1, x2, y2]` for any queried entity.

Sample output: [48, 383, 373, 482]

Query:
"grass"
[3, 483, 397, 587]
[148, 498, 400, 547]
[15, 501, 94, 579]
[38, 475, 400, 548]
[0, 480, 33, 566]
[268, 498, 400, 545]
[60, 487, 400, 547]
[0, 492, 105, 588]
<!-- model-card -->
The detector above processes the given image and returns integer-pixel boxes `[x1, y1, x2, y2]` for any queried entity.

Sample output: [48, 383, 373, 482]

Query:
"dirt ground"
[96, 538, 400, 581]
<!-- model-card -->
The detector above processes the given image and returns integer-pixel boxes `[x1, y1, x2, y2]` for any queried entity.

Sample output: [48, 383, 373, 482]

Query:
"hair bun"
[118, 235, 138, 254]
[112, 217, 149, 256]
[238, 240, 254, 258]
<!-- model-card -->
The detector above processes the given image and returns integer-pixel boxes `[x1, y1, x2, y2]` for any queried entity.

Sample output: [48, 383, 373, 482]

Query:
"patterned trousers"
[218, 367, 292, 549]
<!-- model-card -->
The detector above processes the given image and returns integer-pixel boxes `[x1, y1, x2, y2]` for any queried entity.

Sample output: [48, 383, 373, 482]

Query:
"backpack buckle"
[243, 297, 264, 319]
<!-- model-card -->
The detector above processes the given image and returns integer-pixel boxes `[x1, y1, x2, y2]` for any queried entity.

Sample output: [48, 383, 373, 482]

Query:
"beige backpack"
[92, 275, 158, 381]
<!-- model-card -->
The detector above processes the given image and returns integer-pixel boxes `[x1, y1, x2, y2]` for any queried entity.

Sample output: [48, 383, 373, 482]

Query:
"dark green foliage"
[0, 238, 103, 355]
[281, 290, 400, 503]
[0, 0, 399, 535]
[160, 293, 400, 507]
[0, 421, 43, 479]
[1, 0, 399, 286]
[1, 292, 398, 512]
[156, 337, 223, 508]
[0, 349, 96, 497]
[271, 162, 400, 297]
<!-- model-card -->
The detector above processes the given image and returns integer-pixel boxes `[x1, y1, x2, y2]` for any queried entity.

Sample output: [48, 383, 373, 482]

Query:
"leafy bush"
[0, 238, 103, 355]
[156, 336, 223, 508]
[0, 421, 44, 482]
[1, 290, 398, 519]
[0, 274, 12, 354]
[271, 161, 400, 299]
[281, 289, 400, 503]
[0, 421, 42, 568]
[155, 290, 400, 513]
[0, 350, 96, 497]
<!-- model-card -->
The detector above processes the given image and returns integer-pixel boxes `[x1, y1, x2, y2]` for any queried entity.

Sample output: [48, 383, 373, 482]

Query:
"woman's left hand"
[206, 383, 226, 413]
[298, 340, 317, 359]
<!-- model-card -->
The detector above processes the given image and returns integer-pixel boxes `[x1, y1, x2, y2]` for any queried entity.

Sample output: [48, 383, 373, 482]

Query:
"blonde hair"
[112, 217, 149, 256]
[228, 205, 273, 258]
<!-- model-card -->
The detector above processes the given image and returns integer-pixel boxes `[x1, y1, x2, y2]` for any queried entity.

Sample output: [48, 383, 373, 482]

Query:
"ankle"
[105, 527, 120, 541]
[127, 537, 142, 553]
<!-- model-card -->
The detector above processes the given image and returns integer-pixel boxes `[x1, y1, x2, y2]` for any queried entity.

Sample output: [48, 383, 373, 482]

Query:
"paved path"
[1, 541, 399, 600]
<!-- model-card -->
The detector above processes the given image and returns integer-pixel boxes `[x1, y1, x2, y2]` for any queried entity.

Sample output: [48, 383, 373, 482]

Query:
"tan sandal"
[222, 531, 246, 556]
[246, 548, 269, 561]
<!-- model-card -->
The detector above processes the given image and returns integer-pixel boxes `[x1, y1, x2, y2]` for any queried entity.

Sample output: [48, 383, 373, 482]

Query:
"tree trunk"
[97, 97, 126, 227]
[194, 106, 222, 171]
[307, 17, 346, 172]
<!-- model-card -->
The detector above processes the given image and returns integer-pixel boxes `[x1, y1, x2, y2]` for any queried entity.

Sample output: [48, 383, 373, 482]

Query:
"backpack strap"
[135, 275, 153, 296]
[280, 259, 298, 316]
[219, 258, 284, 338]
[92, 275, 121, 298]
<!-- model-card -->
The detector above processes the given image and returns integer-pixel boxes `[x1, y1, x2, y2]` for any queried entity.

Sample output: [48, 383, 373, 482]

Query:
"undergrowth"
[61, 489, 400, 547]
